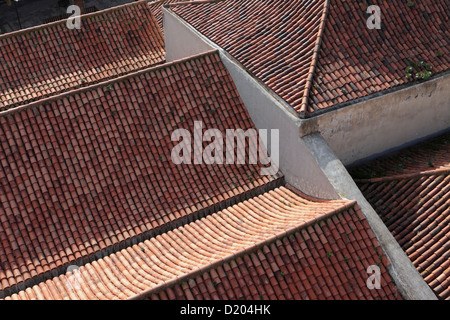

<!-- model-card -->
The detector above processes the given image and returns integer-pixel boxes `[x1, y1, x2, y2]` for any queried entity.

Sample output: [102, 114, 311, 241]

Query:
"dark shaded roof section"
[149, 199, 402, 300]
[170, 0, 449, 117]
[352, 132, 450, 300]
[0, 50, 282, 297]
[0, 0, 165, 111]
[350, 132, 450, 180]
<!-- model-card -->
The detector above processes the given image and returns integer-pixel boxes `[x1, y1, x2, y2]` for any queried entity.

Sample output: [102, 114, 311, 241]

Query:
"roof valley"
[0, 174, 283, 299]
[129, 195, 358, 300]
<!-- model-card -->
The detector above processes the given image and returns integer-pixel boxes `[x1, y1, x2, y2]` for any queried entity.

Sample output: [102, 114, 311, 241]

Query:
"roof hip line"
[298, 0, 330, 119]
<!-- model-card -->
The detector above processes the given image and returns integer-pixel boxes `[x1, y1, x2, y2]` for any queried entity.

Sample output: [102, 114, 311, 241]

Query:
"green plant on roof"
[106, 85, 112, 91]
[406, 60, 432, 81]
[326, 251, 333, 258]
[435, 50, 443, 57]
[407, 1, 415, 7]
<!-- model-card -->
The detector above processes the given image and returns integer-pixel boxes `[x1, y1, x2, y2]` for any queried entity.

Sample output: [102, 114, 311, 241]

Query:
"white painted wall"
[163, 8, 339, 200]
[163, 7, 214, 62]
[301, 73, 450, 165]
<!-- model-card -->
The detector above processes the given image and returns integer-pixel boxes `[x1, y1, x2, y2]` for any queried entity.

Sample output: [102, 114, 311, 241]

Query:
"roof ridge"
[298, 0, 330, 118]
[128, 197, 357, 300]
[0, 50, 218, 118]
[164, 0, 224, 8]
[354, 167, 450, 184]
[0, 0, 149, 40]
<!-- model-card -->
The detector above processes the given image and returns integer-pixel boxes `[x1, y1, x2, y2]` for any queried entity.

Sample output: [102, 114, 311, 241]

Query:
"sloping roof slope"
[3, 186, 401, 300]
[150, 196, 401, 300]
[170, 0, 449, 117]
[0, 50, 281, 297]
[309, 0, 450, 113]
[169, 0, 328, 116]
[352, 133, 450, 300]
[0, 0, 165, 111]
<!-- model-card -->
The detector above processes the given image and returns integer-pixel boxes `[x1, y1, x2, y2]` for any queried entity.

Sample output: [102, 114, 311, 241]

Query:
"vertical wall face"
[163, 8, 214, 62]
[301, 73, 450, 166]
[163, 9, 339, 199]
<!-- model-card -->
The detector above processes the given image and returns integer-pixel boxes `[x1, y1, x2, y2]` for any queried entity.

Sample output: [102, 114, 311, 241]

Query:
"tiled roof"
[3, 186, 401, 300]
[169, 0, 328, 117]
[0, 50, 281, 297]
[150, 203, 401, 300]
[169, 0, 449, 117]
[0, 0, 165, 111]
[350, 132, 450, 180]
[149, 0, 185, 32]
[309, 0, 450, 113]
[352, 133, 450, 300]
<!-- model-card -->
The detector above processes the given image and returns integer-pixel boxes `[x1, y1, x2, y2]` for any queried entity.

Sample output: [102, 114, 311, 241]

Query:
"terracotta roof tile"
[0, 1, 165, 111]
[170, 0, 449, 117]
[169, 0, 328, 116]
[149, 196, 401, 300]
[149, 0, 188, 33]
[310, 0, 450, 113]
[350, 132, 450, 180]
[4, 186, 401, 300]
[352, 132, 450, 300]
[0, 50, 282, 297]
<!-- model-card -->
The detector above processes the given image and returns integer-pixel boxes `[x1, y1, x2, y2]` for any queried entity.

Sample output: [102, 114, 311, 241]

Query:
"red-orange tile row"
[0, 50, 281, 296]
[3, 186, 376, 300]
[149, 200, 401, 300]
[0, 0, 165, 111]
[170, 0, 449, 117]
[354, 133, 450, 300]
[169, 0, 327, 115]
[309, 0, 449, 113]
